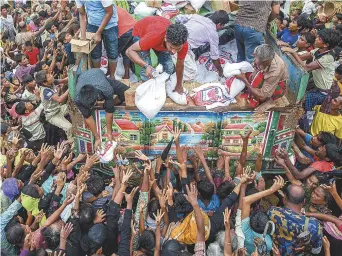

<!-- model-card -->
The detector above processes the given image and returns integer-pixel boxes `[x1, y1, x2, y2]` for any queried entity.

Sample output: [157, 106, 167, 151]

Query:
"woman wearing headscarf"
[1, 177, 24, 213]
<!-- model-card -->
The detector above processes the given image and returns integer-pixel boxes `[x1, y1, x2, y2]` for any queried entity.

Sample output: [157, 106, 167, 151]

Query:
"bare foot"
[255, 99, 276, 113]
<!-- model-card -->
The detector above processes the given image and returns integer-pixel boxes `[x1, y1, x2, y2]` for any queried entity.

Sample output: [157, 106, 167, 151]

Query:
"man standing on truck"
[126, 16, 188, 95]
[74, 69, 129, 150]
[76, 0, 119, 78]
[234, 1, 280, 63]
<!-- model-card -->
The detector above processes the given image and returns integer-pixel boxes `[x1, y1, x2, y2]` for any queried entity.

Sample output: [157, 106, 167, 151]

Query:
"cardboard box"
[145, 0, 162, 8]
[71, 32, 97, 54]
[211, 0, 239, 13]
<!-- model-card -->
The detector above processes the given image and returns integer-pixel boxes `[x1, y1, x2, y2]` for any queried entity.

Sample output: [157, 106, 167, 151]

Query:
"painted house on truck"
[221, 123, 252, 146]
[111, 119, 140, 144]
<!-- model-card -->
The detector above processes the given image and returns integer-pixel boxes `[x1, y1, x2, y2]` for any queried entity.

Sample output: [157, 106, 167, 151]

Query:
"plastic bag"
[134, 2, 157, 17]
[189, 0, 207, 11]
[225, 77, 246, 99]
[223, 61, 254, 78]
[166, 73, 188, 105]
[171, 50, 197, 81]
[190, 82, 235, 110]
[135, 71, 169, 119]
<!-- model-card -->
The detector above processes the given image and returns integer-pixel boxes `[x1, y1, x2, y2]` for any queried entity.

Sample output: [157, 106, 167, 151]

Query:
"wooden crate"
[71, 32, 97, 54]
[211, 0, 239, 13]
[145, 0, 162, 8]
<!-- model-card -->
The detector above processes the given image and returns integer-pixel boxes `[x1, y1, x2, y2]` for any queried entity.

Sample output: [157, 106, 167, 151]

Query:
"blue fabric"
[302, 133, 315, 161]
[42, 176, 68, 202]
[241, 217, 273, 255]
[198, 194, 220, 213]
[43, 88, 54, 100]
[233, 24, 265, 63]
[87, 24, 119, 61]
[139, 50, 174, 81]
[76, 0, 118, 29]
[1, 200, 22, 256]
[268, 206, 322, 255]
[304, 89, 327, 111]
[277, 29, 300, 48]
[64, 43, 75, 65]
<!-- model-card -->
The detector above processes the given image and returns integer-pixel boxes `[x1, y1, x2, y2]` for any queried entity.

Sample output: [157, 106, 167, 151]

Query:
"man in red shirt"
[117, 6, 136, 80]
[126, 16, 188, 94]
[24, 41, 40, 65]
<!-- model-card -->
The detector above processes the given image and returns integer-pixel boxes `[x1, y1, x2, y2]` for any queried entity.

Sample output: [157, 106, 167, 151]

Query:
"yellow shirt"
[334, 76, 342, 95]
[311, 105, 342, 139]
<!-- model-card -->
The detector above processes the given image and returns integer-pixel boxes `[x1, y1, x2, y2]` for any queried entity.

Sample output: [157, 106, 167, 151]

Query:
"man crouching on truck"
[125, 16, 188, 95]
[74, 69, 129, 150]
[235, 44, 289, 112]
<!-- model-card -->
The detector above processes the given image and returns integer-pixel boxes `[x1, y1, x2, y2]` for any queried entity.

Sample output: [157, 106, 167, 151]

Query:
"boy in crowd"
[24, 41, 40, 65]
[35, 70, 72, 140]
[57, 31, 75, 65]
[15, 101, 46, 150]
[14, 52, 46, 82]
[282, 29, 340, 110]
[21, 74, 40, 105]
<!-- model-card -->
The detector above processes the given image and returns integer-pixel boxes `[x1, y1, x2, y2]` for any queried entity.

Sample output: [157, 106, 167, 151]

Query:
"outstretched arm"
[241, 176, 284, 219]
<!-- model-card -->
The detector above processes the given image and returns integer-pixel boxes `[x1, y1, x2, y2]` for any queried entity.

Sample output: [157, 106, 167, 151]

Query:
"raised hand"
[54, 141, 67, 160]
[184, 184, 198, 206]
[75, 183, 86, 199]
[135, 150, 149, 162]
[172, 126, 181, 143]
[61, 152, 73, 166]
[122, 169, 133, 185]
[153, 209, 165, 226]
[240, 129, 252, 140]
[321, 181, 337, 195]
[166, 182, 174, 202]
[274, 153, 286, 168]
[169, 159, 186, 170]
[124, 187, 139, 206]
[270, 176, 285, 193]
[158, 189, 167, 209]
[85, 154, 100, 168]
[63, 194, 75, 205]
[60, 222, 73, 241]
[223, 207, 231, 230]
[34, 210, 45, 224]
[94, 209, 106, 224]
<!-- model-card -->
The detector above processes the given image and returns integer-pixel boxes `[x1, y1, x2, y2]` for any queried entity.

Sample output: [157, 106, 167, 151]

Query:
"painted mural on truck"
[87, 110, 271, 158]
[220, 112, 270, 158]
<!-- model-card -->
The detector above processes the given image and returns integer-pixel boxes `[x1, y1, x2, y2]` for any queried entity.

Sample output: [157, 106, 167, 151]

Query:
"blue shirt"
[268, 206, 322, 255]
[75, 0, 118, 29]
[198, 194, 220, 213]
[302, 133, 316, 161]
[1, 200, 22, 256]
[242, 217, 273, 255]
[277, 28, 300, 48]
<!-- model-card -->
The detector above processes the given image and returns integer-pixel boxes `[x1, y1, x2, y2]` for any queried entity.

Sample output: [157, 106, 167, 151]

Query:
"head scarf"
[1, 178, 19, 201]
[321, 82, 341, 114]
[21, 193, 47, 226]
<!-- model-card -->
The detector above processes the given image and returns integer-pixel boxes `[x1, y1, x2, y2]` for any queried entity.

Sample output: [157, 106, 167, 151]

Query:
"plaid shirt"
[194, 241, 206, 256]
[235, 1, 280, 33]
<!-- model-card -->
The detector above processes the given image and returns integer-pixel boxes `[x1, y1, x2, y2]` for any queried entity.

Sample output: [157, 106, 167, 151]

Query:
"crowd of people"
[1, 0, 342, 256]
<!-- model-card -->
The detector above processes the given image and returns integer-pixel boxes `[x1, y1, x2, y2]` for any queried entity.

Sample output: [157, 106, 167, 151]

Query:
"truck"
[68, 31, 308, 176]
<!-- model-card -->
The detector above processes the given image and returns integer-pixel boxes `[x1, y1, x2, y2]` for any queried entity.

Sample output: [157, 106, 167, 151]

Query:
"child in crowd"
[21, 74, 40, 104]
[15, 101, 46, 150]
[35, 70, 72, 140]
[24, 41, 40, 65]
[277, 22, 300, 48]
